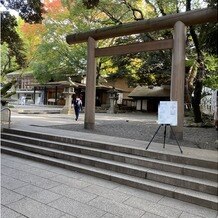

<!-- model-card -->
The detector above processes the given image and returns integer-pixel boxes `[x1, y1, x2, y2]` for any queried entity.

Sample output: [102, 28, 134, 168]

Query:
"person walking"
[72, 96, 82, 121]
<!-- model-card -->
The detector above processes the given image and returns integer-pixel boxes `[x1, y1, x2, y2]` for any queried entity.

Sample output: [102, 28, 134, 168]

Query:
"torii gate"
[66, 8, 217, 140]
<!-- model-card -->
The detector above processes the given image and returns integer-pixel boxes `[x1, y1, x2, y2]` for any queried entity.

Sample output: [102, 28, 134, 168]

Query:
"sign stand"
[145, 101, 183, 154]
[145, 124, 183, 153]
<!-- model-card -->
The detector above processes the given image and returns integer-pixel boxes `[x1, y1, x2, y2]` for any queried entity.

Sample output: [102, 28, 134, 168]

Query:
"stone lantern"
[61, 81, 77, 114]
[107, 88, 119, 114]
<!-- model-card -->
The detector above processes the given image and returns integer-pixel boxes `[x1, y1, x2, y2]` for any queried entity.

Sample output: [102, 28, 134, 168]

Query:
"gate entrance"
[66, 8, 217, 139]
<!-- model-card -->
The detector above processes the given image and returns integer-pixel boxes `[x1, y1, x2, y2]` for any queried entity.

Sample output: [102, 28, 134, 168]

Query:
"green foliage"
[0, 78, 16, 96]
[203, 73, 218, 89]
[205, 0, 217, 7]
[30, 33, 87, 83]
[1, 42, 19, 76]
[204, 54, 218, 72]
[0, 78, 17, 105]
[198, 23, 218, 55]
[1, 12, 25, 104]
[1, 0, 44, 23]
[82, 0, 99, 9]
[24, 0, 176, 85]
[203, 54, 218, 89]
[1, 0, 45, 69]
[1, 11, 26, 68]
[1, 0, 44, 104]
[18, 0, 217, 91]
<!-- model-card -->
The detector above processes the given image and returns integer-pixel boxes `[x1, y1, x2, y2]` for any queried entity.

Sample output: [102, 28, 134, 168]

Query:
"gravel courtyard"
[47, 113, 218, 151]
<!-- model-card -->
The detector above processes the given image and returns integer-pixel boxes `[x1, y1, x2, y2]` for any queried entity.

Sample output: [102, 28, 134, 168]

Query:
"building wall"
[104, 77, 134, 99]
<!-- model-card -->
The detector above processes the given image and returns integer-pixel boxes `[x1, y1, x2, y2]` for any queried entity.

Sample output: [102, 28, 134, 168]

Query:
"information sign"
[158, 101, 178, 126]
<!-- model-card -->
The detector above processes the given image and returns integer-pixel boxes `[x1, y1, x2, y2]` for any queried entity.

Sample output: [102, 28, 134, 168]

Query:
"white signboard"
[158, 101, 178, 126]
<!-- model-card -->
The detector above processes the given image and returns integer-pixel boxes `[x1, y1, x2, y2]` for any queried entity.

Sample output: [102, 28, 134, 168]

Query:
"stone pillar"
[84, 37, 96, 129]
[61, 87, 74, 114]
[107, 89, 119, 114]
[68, 94, 72, 114]
[61, 94, 72, 114]
[170, 21, 186, 140]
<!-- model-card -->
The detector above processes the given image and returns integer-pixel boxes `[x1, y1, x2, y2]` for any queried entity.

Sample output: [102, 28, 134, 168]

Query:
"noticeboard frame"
[158, 101, 178, 126]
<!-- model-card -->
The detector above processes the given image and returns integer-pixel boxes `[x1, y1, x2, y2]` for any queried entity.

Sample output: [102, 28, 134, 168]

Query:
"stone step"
[2, 132, 218, 182]
[17, 109, 61, 114]
[1, 138, 217, 196]
[1, 146, 218, 210]
[3, 128, 217, 170]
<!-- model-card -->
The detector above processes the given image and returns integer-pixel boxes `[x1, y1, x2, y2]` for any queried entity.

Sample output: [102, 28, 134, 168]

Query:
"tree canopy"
[1, 0, 44, 23]
[1, 11, 26, 71]
[0, 0, 44, 103]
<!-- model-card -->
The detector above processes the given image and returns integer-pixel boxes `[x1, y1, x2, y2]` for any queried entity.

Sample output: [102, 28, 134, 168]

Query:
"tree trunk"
[188, 27, 204, 123]
[96, 60, 102, 85]
[191, 78, 203, 123]
[186, 0, 204, 123]
[185, 78, 192, 110]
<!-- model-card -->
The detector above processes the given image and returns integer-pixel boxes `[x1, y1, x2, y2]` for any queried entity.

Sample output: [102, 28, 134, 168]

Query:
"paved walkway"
[1, 105, 218, 217]
[1, 154, 218, 218]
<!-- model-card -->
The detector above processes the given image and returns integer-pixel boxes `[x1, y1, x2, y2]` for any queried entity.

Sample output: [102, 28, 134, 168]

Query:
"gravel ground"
[47, 114, 218, 151]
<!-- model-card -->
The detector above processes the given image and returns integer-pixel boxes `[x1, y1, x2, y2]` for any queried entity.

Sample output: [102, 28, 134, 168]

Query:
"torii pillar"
[84, 37, 96, 129]
[171, 21, 186, 140]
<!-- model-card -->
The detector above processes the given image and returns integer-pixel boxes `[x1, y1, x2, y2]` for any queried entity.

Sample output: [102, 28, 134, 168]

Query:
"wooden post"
[170, 21, 186, 140]
[84, 37, 96, 129]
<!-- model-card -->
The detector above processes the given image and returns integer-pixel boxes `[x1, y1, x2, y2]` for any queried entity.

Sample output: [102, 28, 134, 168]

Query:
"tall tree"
[1, 0, 44, 23]
[18, 20, 45, 64]
[1, 11, 26, 104]
[1, 11, 26, 69]
[29, 0, 88, 83]
[78, 0, 174, 86]
[185, 0, 217, 122]
[1, 0, 45, 70]
[0, 0, 44, 103]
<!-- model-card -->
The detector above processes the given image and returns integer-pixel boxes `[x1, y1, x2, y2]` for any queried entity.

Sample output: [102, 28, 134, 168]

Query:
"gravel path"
[47, 113, 218, 151]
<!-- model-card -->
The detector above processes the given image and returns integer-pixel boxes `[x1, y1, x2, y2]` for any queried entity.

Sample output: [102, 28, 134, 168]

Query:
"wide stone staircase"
[1, 128, 218, 210]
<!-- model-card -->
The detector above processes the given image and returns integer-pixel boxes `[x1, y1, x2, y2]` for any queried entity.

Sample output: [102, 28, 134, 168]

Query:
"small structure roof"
[7, 70, 33, 77]
[32, 81, 84, 88]
[129, 85, 170, 98]
[96, 84, 127, 93]
[32, 81, 127, 93]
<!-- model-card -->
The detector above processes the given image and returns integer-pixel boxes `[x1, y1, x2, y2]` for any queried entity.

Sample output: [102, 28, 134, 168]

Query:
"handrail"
[1, 107, 11, 128]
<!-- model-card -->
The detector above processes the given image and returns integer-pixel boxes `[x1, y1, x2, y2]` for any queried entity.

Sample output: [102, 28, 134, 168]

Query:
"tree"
[1, 42, 19, 76]
[18, 20, 46, 64]
[28, 0, 88, 83]
[203, 54, 218, 89]
[0, 0, 44, 104]
[28, 0, 164, 84]
[82, 0, 99, 9]
[1, 0, 44, 23]
[0, 12, 26, 104]
[75, 0, 174, 86]
[1, 0, 45, 71]
[185, 0, 217, 122]
[1, 11, 26, 68]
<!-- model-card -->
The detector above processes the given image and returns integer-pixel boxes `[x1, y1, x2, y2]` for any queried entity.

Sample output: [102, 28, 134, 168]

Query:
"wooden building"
[128, 85, 170, 112]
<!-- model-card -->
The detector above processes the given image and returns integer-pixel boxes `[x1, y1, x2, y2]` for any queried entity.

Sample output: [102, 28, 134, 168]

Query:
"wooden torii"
[66, 8, 217, 139]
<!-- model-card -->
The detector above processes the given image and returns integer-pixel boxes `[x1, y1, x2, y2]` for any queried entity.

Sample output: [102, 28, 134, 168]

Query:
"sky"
[0, 3, 19, 17]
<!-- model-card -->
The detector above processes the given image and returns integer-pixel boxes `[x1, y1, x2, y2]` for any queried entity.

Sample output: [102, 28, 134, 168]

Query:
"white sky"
[0, 3, 19, 17]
